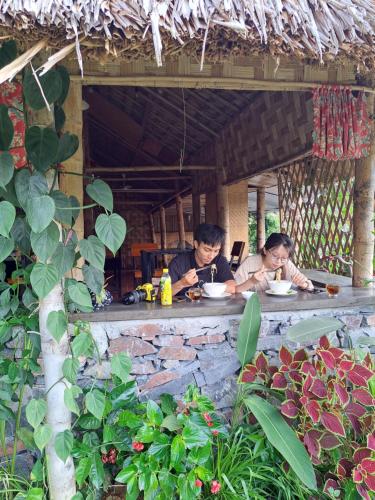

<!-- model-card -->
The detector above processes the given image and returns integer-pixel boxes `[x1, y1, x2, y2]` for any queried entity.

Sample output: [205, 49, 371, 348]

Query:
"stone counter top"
[72, 286, 375, 322]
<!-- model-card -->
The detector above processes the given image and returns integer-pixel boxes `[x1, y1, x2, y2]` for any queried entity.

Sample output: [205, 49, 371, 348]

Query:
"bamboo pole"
[257, 187, 266, 252]
[160, 206, 167, 266]
[149, 213, 156, 244]
[353, 94, 375, 287]
[216, 169, 230, 259]
[176, 195, 186, 249]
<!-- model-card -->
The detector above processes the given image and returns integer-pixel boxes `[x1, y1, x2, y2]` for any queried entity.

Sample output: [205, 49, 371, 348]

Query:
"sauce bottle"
[160, 268, 172, 306]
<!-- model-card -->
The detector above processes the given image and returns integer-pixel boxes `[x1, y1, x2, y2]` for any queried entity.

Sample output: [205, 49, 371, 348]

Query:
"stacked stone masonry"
[71, 305, 375, 411]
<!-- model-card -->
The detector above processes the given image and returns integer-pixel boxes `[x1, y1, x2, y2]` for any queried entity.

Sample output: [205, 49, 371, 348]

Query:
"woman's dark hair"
[262, 233, 294, 256]
[194, 224, 226, 247]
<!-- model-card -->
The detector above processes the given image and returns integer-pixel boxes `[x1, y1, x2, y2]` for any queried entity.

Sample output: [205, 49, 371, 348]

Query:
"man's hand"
[181, 268, 198, 287]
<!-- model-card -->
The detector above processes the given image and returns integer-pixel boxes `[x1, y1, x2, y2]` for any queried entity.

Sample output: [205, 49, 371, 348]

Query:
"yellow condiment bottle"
[160, 268, 172, 306]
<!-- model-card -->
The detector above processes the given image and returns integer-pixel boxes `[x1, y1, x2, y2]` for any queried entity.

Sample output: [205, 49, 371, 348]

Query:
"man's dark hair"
[194, 224, 226, 247]
[263, 233, 295, 257]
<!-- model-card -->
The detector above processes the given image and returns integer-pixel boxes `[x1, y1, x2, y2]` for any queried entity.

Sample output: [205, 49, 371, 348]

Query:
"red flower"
[207, 421, 214, 427]
[203, 412, 212, 422]
[101, 454, 108, 463]
[211, 480, 221, 494]
[195, 479, 203, 487]
[212, 430, 219, 436]
[132, 441, 144, 452]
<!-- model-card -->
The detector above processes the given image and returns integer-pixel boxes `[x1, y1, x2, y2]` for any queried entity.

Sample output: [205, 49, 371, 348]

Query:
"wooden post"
[149, 213, 156, 243]
[257, 187, 266, 252]
[205, 191, 217, 224]
[176, 195, 186, 249]
[160, 206, 167, 249]
[192, 188, 201, 230]
[216, 169, 230, 259]
[353, 94, 375, 287]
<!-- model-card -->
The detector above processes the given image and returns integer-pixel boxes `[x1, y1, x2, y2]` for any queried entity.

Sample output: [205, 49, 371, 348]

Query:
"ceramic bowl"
[241, 291, 255, 300]
[203, 282, 226, 297]
[268, 280, 292, 294]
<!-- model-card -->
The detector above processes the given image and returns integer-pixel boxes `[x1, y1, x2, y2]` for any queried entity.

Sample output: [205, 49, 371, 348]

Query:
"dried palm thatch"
[0, 0, 374, 70]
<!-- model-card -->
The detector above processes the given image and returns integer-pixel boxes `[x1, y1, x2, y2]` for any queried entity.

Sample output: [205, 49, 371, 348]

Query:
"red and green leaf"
[336, 458, 353, 479]
[301, 361, 316, 376]
[310, 378, 327, 398]
[347, 365, 374, 386]
[241, 364, 257, 383]
[363, 474, 375, 492]
[293, 349, 307, 362]
[320, 432, 341, 450]
[339, 359, 355, 372]
[271, 372, 288, 390]
[280, 399, 299, 419]
[317, 350, 336, 370]
[305, 400, 321, 423]
[361, 458, 375, 475]
[279, 346, 293, 366]
[323, 478, 341, 498]
[319, 336, 330, 349]
[255, 352, 268, 374]
[353, 448, 372, 465]
[356, 483, 370, 500]
[328, 347, 345, 360]
[304, 430, 321, 458]
[352, 388, 374, 406]
[367, 433, 375, 451]
[289, 371, 303, 384]
[333, 382, 349, 406]
[321, 411, 346, 437]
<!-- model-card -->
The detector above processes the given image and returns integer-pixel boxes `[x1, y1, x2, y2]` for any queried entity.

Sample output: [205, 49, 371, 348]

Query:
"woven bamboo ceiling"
[84, 85, 259, 209]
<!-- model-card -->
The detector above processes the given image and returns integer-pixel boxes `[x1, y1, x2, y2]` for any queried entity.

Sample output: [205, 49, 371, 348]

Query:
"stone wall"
[76, 305, 375, 411]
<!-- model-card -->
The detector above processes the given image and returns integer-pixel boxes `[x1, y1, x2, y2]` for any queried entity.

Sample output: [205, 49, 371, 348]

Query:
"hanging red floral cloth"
[0, 82, 26, 169]
[312, 85, 371, 161]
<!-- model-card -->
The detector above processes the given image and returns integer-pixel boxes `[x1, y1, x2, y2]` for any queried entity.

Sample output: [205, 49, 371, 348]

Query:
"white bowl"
[241, 291, 255, 300]
[268, 280, 292, 294]
[203, 282, 226, 297]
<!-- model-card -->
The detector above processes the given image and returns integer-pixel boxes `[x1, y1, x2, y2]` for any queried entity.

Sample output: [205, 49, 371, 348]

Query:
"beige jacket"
[234, 254, 313, 292]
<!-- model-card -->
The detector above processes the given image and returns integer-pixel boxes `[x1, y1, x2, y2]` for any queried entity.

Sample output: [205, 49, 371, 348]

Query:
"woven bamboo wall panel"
[222, 92, 313, 183]
[278, 157, 354, 275]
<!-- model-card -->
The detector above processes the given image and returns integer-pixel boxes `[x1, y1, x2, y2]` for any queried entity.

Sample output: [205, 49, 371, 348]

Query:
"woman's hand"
[252, 264, 270, 283]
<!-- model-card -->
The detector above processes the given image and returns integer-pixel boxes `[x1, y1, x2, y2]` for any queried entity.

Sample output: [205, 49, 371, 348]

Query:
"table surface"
[72, 286, 375, 322]
[301, 269, 352, 287]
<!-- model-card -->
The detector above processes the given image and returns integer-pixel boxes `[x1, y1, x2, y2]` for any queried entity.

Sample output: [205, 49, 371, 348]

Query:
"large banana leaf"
[245, 395, 317, 490]
[287, 317, 342, 344]
[237, 293, 261, 367]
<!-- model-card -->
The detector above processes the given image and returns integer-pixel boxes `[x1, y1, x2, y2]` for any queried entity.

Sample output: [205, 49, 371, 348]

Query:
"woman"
[235, 233, 313, 292]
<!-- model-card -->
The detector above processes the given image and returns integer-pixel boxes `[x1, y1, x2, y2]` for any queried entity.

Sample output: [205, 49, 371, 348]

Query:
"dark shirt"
[168, 250, 234, 296]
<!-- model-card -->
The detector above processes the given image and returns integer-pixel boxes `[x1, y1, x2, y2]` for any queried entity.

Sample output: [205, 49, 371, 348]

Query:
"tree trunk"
[26, 75, 76, 499]
[353, 94, 375, 286]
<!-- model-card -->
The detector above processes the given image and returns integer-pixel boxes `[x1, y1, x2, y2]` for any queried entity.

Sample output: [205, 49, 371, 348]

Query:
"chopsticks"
[196, 265, 215, 273]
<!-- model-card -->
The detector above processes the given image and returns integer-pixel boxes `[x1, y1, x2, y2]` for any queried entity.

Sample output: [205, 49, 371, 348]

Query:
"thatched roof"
[0, 0, 374, 70]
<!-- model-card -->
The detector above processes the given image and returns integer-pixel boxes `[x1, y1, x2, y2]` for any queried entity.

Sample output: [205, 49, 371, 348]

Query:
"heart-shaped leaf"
[0, 151, 14, 188]
[111, 353, 132, 383]
[11, 217, 31, 255]
[55, 430, 73, 463]
[50, 242, 76, 279]
[0, 178, 20, 208]
[54, 105, 66, 133]
[67, 282, 92, 310]
[0, 201, 15, 237]
[69, 195, 80, 222]
[30, 222, 60, 263]
[26, 399, 47, 429]
[34, 424, 52, 452]
[47, 310, 67, 343]
[82, 264, 104, 295]
[0, 40, 17, 69]
[62, 358, 80, 385]
[0, 236, 14, 262]
[15, 170, 49, 210]
[79, 236, 105, 270]
[55, 133, 79, 163]
[30, 262, 59, 299]
[23, 68, 62, 110]
[86, 180, 113, 212]
[50, 190, 73, 226]
[95, 213, 126, 255]
[86, 389, 105, 420]
[26, 126, 59, 172]
[0, 104, 14, 150]
[26, 195, 55, 233]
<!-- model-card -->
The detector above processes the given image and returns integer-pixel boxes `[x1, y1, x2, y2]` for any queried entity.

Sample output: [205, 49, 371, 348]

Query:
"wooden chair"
[130, 243, 163, 283]
[229, 241, 245, 271]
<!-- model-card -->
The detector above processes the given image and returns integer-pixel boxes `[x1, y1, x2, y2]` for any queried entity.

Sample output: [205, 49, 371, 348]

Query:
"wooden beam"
[176, 196, 186, 249]
[150, 186, 191, 213]
[86, 166, 216, 173]
[353, 95, 375, 286]
[115, 201, 155, 205]
[73, 75, 375, 94]
[112, 188, 175, 193]
[99, 175, 192, 181]
[192, 189, 201, 229]
[256, 187, 266, 252]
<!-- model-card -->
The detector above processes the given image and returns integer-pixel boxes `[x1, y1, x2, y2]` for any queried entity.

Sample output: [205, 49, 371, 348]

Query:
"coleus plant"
[241, 336, 375, 499]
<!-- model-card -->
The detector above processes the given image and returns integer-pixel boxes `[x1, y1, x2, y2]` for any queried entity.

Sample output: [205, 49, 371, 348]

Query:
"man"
[169, 223, 236, 297]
